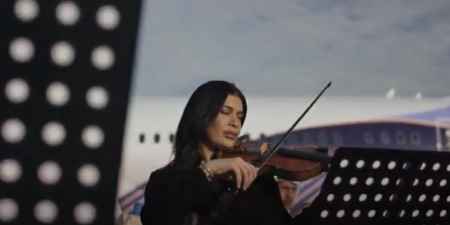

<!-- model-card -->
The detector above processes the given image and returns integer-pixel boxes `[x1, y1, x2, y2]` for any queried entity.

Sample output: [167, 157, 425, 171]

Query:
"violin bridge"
[259, 142, 268, 155]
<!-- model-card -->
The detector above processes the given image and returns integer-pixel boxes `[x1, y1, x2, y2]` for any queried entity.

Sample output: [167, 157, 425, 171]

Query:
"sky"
[131, 0, 450, 97]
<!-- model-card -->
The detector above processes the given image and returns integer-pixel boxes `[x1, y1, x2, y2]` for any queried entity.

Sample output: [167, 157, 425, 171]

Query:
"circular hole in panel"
[432, 163, 440, 171]
[74, 202, 96, 224]
[0, 199, 18, 222]
[398, 210, 405, 217]
[412, 210, 419, 217]
[440, 210, 447, 217]
[405, 194, 412, 202]
[77, 164, 100, 187]
[419, 194, 426, 202]
[433, 195, 440, 202]
[381, 177, 389, 186]
[368, 210, 376, 217]
[0, 159, 22, 183]
[387, 161, 396, 170]
[46, 82, 70, 106]
[326, 194, 334, 202]
[440, 179, 447, 187]
[402, 162, 411, 170]
[336, 210, 344, 218]
[37, 161, 61, 185]
[34, 200, 58, 223]
[374, 194, 382, 202]
[96, 5, 120, 30]
[41, 122, 66, 146]
[333, 177, 341, 185]
[56, 1, 80, 25]
[349, 177, 357, 185]
[343, 194, 351, 202]
[82, 126, 104, 149]
[426, 209, 433, 217]
[10, 37, 34, 63]
[1, 119, 26, 143]
[355, 160, 364, 168]
[365, 177, 374, 186]
[5, 78, 29, 103]
[389, 194, 398, 202]
[51, 41, 75, 66]
[339, 159, 348, 168]
[352, 209, 360, 218]
[425, 179, 433, 186]
[372, 160, 380, 169]
[86, 86, 109, 110]
[320, 210, 328, 218]
[14, 0, 39, 22]
[359, 194, 367, 202]
[419, 163, 426, 170]
[412, 179, 419, 186]
[91, 46, 115, 70]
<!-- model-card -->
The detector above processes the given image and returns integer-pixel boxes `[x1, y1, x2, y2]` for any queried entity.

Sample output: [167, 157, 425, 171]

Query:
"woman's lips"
[224, 131, 237, 140]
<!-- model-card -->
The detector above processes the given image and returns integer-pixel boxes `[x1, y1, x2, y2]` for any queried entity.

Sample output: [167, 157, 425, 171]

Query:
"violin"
[216, 81, 332, 193]
[216, 141, 330, 182]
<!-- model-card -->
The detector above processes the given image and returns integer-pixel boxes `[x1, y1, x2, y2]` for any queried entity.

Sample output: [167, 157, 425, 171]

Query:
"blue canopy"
[395, 105, 450, 124]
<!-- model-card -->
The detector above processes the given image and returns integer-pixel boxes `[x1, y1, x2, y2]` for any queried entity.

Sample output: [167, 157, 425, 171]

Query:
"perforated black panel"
[310, 147, 450, 225]
[0, 0, 142, 224]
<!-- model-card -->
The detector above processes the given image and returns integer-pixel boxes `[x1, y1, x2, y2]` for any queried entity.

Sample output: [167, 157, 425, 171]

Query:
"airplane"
[116, 96, 450, 216]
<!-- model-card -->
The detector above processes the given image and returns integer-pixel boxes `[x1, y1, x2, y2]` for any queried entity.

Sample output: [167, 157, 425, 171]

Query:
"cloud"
[131, 0, 450, 97]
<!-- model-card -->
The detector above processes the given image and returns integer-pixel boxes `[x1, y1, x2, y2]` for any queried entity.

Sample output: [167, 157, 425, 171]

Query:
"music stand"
[308, 146, 450, 225]
[0, 1, 142, 225]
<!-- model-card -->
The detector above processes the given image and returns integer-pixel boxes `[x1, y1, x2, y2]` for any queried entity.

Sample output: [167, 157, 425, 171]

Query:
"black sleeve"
[290, 206, 313, 225]
[140, 166, 219, 225]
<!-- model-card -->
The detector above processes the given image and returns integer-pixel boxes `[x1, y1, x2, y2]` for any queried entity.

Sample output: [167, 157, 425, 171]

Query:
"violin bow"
[255, 81, 332, 171]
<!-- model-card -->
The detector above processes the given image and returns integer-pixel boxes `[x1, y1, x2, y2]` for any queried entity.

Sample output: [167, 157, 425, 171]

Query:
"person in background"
[277, 179, 298, 211]
[139, 80, 313, 225]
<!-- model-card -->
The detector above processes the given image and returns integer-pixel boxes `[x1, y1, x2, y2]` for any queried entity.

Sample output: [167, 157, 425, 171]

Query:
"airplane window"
[364, 131, 374, 145]
[302, 132, 313, 144]
[169, 133, 175, 143]
[139, 133, 145, 143]
[332, 132, 343, 145]
[154, 133, 160, 144]
[380, 131, 390, 145]
[411, 131, 421, 145]
[395, 131, 406, 145]
[317, 131, 327, 145]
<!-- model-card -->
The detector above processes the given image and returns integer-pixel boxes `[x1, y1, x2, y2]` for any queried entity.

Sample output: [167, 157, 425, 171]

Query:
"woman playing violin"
[140, 80, 312, 225]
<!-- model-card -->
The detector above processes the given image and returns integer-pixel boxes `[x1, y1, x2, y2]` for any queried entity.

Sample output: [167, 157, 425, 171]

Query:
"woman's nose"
[229, 116, 239, 127]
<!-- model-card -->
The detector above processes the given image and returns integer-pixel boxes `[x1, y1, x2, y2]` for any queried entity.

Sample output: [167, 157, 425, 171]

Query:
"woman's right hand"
[203, 158, 257, 191]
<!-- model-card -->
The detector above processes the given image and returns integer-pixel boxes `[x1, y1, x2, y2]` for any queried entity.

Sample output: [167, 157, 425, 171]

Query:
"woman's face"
[206, 94, 244, 149]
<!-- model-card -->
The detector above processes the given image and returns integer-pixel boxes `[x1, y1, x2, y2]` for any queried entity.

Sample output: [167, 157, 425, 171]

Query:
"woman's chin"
[218, 141, 236, 149]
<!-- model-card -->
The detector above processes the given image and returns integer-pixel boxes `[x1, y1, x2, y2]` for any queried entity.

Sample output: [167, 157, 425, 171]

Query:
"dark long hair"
[170, 80, 247, 168]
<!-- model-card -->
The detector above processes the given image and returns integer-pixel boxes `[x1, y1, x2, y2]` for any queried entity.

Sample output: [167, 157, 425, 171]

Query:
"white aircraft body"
[116, 96, 450, 215]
